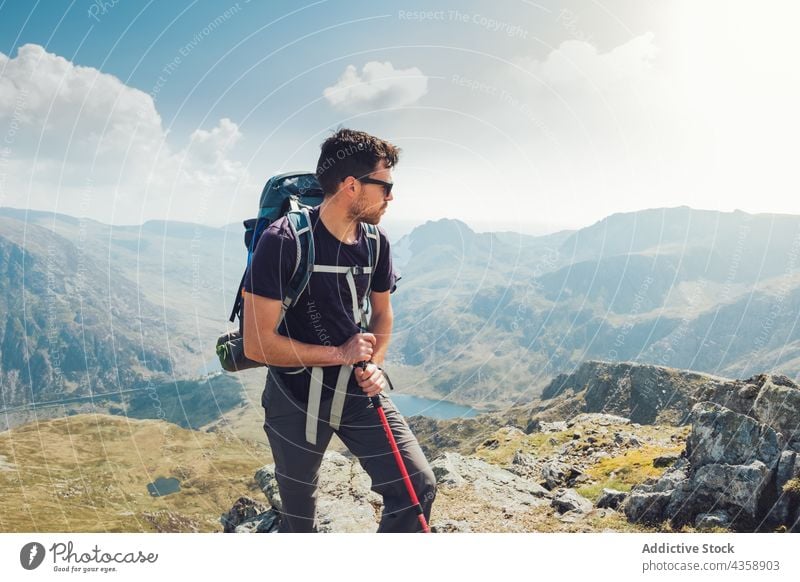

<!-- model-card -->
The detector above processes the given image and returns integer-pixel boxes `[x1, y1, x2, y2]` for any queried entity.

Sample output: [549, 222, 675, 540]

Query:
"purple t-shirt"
[244, 205, 396, 404]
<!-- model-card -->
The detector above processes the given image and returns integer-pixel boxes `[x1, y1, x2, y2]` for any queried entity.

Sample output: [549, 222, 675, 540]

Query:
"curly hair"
[315, 128, 401, 196]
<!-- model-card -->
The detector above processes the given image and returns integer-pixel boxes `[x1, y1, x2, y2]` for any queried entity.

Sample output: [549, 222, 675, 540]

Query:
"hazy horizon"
[2, 1, 798, 233]
[4, 202, 794, 242]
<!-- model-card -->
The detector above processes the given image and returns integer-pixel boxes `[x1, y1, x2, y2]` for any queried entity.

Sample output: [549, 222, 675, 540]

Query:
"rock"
[776, 450, 798, 490]
[540, 460, 583, 490]
[596, 488, 627, 510]
[254, 466, 283, 511]
[431, 519, 472, 533]
[551, 488, 593, 514]
[752, 376, 800, 440]
[431, 452, 550, 513]
[512, 450, 537, 467]
[430, 452, 467, 487]
[686, 402, 782, 468]
[766, 453, 800, 527]
[652, 462, 689, 493]
[535, 420, 568, 433]
[234, 510, 281, 533]
[568, 412, 631, 427]
[695, 510, 731, 531]
[220, 497, 272, 532]
[691, 461, 771, 522]
[653, 453, 680, 468]
[624, 491, 672, 525]
[255, 451, 382, 533]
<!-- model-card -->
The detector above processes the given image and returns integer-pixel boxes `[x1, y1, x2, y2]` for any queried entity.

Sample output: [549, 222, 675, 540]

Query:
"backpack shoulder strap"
[280, 207, 315, 326]
[362, 222, 380, 290]
[359, 222, 381, 330]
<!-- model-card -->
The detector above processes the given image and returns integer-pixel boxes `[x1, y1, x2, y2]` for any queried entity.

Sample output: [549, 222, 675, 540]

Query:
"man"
[242, 128, 437, 533]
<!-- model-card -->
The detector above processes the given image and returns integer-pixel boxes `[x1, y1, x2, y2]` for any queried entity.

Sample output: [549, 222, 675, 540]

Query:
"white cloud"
[323, 61, 428, 112]
[0, 44, 255, 225]
[518, 32, 658, 90]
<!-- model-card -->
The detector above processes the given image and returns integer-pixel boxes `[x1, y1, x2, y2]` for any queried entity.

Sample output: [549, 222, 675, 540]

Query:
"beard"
[348, 192, 386, 225]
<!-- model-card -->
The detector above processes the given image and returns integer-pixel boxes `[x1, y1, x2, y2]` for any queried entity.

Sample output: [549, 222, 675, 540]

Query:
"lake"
[387, 393, 479, 419]
[147, 477, 181, 497]
[199, 366, 481, 420]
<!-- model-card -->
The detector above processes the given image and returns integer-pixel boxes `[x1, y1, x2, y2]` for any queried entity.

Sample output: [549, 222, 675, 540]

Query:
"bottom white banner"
[1, 533, 798, 581]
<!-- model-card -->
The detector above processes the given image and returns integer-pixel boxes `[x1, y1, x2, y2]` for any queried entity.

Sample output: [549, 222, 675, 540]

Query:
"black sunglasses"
[357, 177, 394, 197]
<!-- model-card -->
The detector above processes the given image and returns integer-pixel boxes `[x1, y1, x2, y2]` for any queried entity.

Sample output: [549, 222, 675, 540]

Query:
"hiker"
[241, 128, 437, 532]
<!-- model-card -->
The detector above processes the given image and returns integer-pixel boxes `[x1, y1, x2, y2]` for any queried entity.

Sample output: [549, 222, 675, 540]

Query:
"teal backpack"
[216, 172, 383, 372]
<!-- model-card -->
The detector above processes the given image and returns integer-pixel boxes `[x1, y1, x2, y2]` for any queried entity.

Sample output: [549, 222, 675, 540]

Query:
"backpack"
[215, 171, 382, 372]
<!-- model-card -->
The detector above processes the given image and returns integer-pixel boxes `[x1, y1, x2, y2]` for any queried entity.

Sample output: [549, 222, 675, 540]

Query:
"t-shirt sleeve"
[243, 218, 297, 301]
[371, 225, 399, 294]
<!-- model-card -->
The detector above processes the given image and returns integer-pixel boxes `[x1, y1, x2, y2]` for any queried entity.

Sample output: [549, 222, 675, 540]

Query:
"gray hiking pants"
[262, 370, 437, 533]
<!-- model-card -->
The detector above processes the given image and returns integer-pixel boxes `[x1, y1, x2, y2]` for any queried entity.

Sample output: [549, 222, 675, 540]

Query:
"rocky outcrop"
[225, 449, 556, 533]
[217, 365, 799, 533]
[430, 452, 550, 513]
[541, 360, 730, 425]
[624, 374, 800, 531]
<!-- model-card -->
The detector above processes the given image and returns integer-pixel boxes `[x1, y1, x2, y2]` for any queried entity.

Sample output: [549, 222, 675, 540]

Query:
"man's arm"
[242, 291, 374, 367]
[367, 289, 393, 366]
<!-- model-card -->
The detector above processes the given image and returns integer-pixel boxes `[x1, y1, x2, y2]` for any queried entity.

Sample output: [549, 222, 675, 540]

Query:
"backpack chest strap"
[311, 264, 372, 328]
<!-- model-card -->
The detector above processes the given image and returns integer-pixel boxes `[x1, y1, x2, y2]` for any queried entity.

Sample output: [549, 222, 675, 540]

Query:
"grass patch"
[473, 429, 575, 466]
[578, 444, 684, 502]
[0, 414, 269, 532]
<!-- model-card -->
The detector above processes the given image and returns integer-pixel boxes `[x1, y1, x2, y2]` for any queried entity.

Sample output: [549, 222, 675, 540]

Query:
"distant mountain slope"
[389, 208, 800, 405]
[0, 217, 175, 407]
[4, 205, 800, 414]
[0, 414, 267, 532]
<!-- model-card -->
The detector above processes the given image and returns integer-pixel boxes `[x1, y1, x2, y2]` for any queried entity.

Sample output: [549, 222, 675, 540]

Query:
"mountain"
[389, 207, 800, 405]
[0, 212, 247, 430]
[4, 204, 800, 424]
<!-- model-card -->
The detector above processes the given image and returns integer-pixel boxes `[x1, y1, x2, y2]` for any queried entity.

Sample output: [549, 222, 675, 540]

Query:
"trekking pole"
[356, 361, 431, 533]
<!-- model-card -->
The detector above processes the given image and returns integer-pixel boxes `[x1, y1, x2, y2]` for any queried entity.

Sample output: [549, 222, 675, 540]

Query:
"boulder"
[695, 510, 731, 531]
[653, 453, 680, 468]
[669, 461, 772, 527]
[686, 402, 782, 468]
[220, 497, 274, 533]
[540, 460, 583, 490]
[551, 488, 593, 514]
[624, 490, 672, 525]
[596, 488, 627, 510]
[752, 376, 800, 440]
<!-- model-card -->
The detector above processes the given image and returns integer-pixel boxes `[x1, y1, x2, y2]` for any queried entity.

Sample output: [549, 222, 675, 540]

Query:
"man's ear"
[343, 176, 360, 199]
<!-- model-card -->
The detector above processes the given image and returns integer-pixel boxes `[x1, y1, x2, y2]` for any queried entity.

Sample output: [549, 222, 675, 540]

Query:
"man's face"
[348, 160, 394, 225]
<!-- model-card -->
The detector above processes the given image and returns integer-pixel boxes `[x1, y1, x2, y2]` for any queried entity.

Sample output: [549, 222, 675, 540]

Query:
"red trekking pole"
[356, 361, 431, 533]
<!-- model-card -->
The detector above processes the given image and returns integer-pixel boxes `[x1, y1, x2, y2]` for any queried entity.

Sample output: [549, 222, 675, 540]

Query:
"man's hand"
[338, 332, 376, 365]
[354, 362, 386, 398]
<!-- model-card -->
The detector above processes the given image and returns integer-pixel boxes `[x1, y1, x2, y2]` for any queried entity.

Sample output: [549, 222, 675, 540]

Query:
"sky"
[1, 0, 799, 234]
